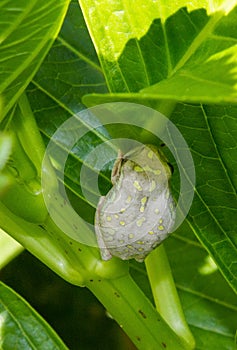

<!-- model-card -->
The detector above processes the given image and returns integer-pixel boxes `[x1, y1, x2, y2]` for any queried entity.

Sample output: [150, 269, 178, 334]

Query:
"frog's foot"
[135, 256, 145, 263]
[95, 225, 112, 261]
[100, 247, 112, 261]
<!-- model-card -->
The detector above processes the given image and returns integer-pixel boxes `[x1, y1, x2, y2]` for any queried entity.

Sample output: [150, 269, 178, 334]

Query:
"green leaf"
[0, 0, 70, 120]
[78, 0, 236, 67]
[0, 281, 69, 350]
[140, 6, 237, 103]
[170, 104, 237, 293]
[79, 0, 237, 103]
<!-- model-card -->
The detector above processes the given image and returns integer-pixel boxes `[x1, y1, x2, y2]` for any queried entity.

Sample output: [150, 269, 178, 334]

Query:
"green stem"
[145, 245, 195, 349]
[1, 91, 194, 348]
[0, 196, 128, 284]
[1, 200, 188, 350]
[17, 93, 45, 173]
[0, 228, 24, 269]
[86, 273, 186, 350]
[14, 92, 57, 185]
[1, 92, 58, 223]
[0, 201, 88, 286]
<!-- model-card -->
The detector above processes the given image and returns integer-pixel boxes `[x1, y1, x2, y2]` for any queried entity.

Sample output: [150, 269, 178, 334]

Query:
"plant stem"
[86, 273, 185, 350]
[145, 245, 195, 349]
[0, 228, 24, 269]
[1, 199, 190, 350]
[17, 92, 46, 173]
[0, 201, 88, 286]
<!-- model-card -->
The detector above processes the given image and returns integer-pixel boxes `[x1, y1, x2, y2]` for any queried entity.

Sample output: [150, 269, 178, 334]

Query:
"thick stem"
[1, 200, 189, 350]
[0, 201, 88, 286]
[0, 198, 128, 285]
[145, 245, 195, 349]
[86, 273, 185, 350]
[0, 228, 24, 269]
[15, 92, 57, 185]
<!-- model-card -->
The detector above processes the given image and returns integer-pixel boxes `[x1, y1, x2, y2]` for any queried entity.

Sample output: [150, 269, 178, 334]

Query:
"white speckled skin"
[95, 144, 176, 262]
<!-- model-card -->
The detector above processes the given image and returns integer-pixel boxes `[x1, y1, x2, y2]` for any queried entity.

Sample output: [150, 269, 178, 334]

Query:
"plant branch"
[86, 273, 185, 350]
[145, 245, 195, 349]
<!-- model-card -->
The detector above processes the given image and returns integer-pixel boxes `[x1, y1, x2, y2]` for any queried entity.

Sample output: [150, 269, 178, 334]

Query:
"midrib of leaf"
[161, 20, 172, 76]
[172, 233, 203, 248]
[57, 36, 102, 72]
[41, 130, 111, 184]
[130, 264, 237, 313]
[191, 326, 233, 340]
[177, 71, 234, 89]
[210, 32, 237, 42]
[176, 284, 237, 312]
[0, 1, 36, 44]
[32, 80, 110, 146]
[172, 10, 224, 75]
[2, 26, 46, 50]
[59, 178, 95, 208]
[135, 40, 150, 87]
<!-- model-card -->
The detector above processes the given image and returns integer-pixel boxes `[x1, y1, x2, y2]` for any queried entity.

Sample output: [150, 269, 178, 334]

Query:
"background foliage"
[0, 0, 237, 349]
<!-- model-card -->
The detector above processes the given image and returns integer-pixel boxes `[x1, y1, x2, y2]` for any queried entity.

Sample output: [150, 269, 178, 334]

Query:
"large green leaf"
[24, 1, 237, 347]
[80, 0, 237, 103]
[0, 281, 69, 350]
[0, 0, 70, 120]
[171, 104, 237, 291]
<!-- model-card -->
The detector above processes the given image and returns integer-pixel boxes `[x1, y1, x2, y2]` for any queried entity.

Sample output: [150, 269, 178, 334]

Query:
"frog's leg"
[135, 256, 145, 263]
[95, 196, 112, 261]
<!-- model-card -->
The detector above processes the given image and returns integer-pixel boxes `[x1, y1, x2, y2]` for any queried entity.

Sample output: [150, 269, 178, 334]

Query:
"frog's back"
[95, 144, 176, 262]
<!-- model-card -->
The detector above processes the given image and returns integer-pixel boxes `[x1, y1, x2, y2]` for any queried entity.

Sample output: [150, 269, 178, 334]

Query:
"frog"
[94, 144, 176, 262]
